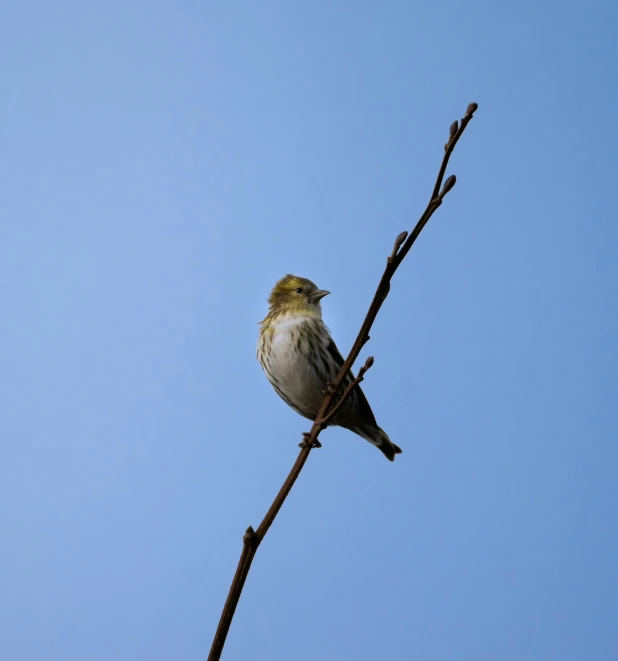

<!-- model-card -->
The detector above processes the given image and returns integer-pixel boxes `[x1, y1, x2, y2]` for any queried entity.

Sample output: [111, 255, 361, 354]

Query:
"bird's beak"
[311, 289, 330, 303]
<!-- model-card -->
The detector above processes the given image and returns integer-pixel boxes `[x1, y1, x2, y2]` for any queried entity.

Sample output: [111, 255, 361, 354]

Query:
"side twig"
[319, 356, 375, 428]
[207, 102, 479, 661]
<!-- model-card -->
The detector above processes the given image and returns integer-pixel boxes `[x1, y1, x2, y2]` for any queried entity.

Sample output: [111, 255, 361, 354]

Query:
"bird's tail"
[356, 425, 402, 462]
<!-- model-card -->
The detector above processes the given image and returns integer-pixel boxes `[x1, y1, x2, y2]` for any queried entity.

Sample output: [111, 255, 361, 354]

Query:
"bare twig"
[207, 102, 478, 661]
[319, 356, 375, 427]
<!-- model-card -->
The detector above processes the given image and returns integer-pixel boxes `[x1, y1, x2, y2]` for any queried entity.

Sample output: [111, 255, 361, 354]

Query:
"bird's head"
[267, 274, 330, 316]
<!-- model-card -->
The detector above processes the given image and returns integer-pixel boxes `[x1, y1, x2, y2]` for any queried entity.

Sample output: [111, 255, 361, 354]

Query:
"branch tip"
[440, 174, 457, 198]
[465, 102, 478, 117]
[389, 231, 408, 261]
[395, 230, 408, 249]
[363, 356, 375, 371]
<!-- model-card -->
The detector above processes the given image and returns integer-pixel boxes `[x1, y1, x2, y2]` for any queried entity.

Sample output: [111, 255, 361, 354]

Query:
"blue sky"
[1, 1, 617, 660]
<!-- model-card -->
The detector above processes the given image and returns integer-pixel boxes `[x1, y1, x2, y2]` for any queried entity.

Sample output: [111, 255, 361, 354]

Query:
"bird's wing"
[326, 338, 378, 427]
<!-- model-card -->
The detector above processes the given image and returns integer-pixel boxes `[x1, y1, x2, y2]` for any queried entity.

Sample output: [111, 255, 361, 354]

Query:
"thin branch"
[318, 356, 375, 428]
[207, 102, 478, 661]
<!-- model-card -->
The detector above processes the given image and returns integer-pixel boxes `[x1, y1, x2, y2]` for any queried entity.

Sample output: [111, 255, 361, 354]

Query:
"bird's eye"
[294, 287, 304, 294]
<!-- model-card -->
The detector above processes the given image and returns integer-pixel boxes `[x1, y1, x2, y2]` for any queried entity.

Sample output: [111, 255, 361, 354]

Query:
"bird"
[257, 274, 402, 461]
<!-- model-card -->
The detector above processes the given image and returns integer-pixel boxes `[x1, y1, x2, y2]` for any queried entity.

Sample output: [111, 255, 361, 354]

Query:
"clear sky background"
[1, 2, 617, 660]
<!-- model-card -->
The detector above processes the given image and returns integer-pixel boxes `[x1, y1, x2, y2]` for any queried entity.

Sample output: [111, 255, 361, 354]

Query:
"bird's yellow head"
[267, 274, 330, 316]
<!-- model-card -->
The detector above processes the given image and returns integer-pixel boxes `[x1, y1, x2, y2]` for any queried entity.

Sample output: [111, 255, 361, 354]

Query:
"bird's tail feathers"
[355, 425, 402, 462]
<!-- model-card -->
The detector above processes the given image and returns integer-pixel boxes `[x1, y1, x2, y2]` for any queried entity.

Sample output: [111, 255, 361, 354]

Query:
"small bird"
[257, 274, 402, 461]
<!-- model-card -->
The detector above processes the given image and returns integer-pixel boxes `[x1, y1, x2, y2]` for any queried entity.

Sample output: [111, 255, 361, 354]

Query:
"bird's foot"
[299, 432, 322, 449]
[322, 381, 343, 396]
